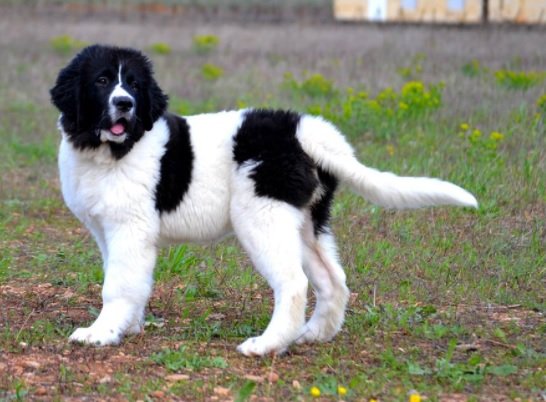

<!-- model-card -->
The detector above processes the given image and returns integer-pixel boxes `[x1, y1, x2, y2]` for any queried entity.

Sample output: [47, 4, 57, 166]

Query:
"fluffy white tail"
[297, 115, 478, 209]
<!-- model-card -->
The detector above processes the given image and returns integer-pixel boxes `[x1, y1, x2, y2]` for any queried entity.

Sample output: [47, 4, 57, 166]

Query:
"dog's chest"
[58, 138, 161, 227]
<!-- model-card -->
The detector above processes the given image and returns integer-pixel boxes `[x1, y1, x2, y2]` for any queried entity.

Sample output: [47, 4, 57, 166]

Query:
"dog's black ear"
[50, 47, 91, 132]
[50, 63, 81, 131]
[140, 75, 168, 131]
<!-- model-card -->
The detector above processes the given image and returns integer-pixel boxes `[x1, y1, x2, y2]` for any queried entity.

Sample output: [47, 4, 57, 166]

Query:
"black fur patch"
[233, 109, 319, 208]
[50, 45, 168, 160]
[155, 113, 194, 213]
[311, 169, 338, 235]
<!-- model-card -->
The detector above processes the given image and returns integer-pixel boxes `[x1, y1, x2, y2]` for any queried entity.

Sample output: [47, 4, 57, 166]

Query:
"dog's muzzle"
[100, 96, 136, 143]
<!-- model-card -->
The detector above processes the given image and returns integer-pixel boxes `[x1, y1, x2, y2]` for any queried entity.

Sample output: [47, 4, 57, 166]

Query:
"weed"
[397, 53, 426, 80]
[12, 380, 28, 401]
[49, 35, 87, 55]
[300, 74, 337, 98]
[309, 385, 321, 397]
[308, 375, 352, 399]
[494, 69, 546, 90]
[537, 93, 546, 115]
[284, 76, 444, 140]
[148, 42, 172, 55]
[58, 363, 75, 384]
[150, 345, 228, 371]
[458, 123, 506, 159]
[170, 96, 219, 116]
[462, 60, 484, 77]
[235, 380, 256, 402]
[155, 245, 199, 280]
[192, 34, 220, 55]
[0, 254, 10, 282]
[282, 72, 336, 98]
[418, 322, 466, 340]
[9, 135, 57, 165]
[201, 63, 224, 81]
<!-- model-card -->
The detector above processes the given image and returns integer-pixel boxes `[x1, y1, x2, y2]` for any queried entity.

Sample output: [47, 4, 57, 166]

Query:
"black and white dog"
[50, 45, 477, 356]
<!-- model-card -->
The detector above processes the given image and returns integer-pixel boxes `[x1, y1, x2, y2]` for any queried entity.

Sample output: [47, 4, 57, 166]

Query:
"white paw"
[126, 321, 143, 335]
[236, 336, 288, 357]
[295, 322, 336, 345]
[69, 325, 122, 346]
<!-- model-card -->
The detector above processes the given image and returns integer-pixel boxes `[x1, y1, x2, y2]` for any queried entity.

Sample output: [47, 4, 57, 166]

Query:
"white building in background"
[333, 0, 546, 24]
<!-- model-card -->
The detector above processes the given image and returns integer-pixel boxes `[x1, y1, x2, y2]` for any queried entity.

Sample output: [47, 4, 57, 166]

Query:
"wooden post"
[482, 0, 489, 23]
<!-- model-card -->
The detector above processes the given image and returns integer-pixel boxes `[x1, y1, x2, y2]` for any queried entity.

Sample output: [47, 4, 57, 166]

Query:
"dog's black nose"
[113, 96, 134, 113]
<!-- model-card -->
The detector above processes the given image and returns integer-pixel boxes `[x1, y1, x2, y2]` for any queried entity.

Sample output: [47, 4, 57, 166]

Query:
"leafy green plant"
[282, 72, 336, 98]
[155, 245, 199, 280]
[299, 79, 444, 139]
[300, 73, 336, 98]
[192, 34, 220, 55]
[537, 93, 546, 115]
[150, 345, 228, 371]
[49, 35, 87, 55]
[397, 53, 426, 80]
[494, 69, 546, 90]
[307, 375, 350, 399]
[13, 380, 28, 401]
[462, 59, 484, 77]
[169, 96, 219, 116]
[398, 80, 443, 116]
[458, 123, 505, 159]
[235, 381, 256, 402]
[201, 63, 224, 81]
[149, 42, 172, 55]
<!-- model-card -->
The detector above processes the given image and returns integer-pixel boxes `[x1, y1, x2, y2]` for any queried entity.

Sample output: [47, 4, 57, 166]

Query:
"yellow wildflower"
[469, 129, 482, 143]
[409, 391, 421, 402]
[399, 102, 409, 111]
[337, 385, 348, 396]
[386, 144, 395, 157]
[310, 386, 321, 397]
[460, 123, 470, 131]
[489, 131, 504, 142]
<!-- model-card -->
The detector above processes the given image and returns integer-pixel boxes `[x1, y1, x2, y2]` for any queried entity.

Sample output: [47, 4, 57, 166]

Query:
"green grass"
[151, 345, 228, 371]
[1, 16, 545, 402]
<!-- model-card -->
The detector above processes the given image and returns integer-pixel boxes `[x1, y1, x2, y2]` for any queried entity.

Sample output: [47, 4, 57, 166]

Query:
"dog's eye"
[96, 76, 109, 86]
[130, 81, 138, 91]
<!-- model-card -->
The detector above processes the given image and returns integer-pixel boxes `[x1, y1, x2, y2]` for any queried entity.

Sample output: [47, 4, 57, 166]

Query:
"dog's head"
[50, 44, 168, 158]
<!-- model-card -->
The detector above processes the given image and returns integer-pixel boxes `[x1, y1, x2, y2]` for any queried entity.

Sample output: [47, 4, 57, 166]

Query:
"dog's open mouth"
[110, 119, 128, 136]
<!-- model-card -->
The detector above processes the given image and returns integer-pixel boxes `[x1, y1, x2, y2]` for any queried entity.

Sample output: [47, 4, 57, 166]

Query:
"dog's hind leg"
[298, 217, 349, 344]
[230, 178, 308, 356]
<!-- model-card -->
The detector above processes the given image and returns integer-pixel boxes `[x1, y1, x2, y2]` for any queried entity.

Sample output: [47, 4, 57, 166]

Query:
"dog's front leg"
[70, 229, 157, 346]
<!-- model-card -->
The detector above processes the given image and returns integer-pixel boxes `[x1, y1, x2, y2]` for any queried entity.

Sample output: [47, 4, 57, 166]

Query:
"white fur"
[298, 217, 349, 344]
[158, 111, 242, 245]
[59, 109, 477, 354]
[231, 163, 308, 355]
[100, 64, 135, 144]
[296, 115, 478, 209]
[60, 118, 168, 344]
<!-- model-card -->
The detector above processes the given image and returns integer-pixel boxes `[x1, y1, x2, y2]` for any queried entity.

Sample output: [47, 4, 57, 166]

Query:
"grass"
[151, 345, 228, 371]
[1, 9, 545, 402]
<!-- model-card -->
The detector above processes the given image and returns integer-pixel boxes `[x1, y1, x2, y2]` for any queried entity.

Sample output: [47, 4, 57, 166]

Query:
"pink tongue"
[110, 123, 125, 135]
